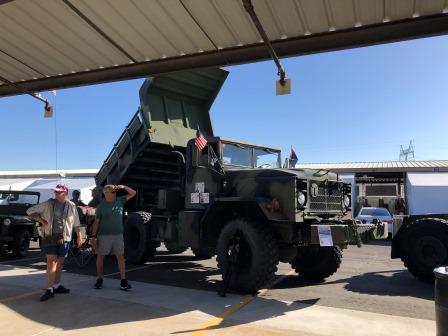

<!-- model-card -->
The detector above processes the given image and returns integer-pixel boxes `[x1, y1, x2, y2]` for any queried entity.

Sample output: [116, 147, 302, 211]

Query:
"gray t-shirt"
[52, 201, 66, 235]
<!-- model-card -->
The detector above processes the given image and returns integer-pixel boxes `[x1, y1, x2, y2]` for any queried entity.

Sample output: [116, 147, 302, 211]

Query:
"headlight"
[343, 195, 351, 207]
[297, 192, 306, 207]
[3, 218, 11, 226]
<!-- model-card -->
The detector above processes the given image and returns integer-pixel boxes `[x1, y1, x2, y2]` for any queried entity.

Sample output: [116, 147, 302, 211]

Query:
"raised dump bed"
[96, 68, 228, 212]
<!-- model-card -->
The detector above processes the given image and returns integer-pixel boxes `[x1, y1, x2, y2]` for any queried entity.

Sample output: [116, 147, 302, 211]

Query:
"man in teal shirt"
[91, 184, 136, 290]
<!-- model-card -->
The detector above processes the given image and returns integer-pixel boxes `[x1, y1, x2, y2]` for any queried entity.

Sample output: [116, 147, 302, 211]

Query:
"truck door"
[185, 141, 222, 210]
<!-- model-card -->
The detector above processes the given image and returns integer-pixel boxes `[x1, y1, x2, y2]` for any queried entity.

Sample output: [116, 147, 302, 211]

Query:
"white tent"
[0, 178, 36, 191]
[406, 173, 448, 215]
[25, 178, 96, 204]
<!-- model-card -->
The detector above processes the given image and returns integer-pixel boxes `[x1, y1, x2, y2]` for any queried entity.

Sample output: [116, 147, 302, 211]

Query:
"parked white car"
[355, 207, 393, 235]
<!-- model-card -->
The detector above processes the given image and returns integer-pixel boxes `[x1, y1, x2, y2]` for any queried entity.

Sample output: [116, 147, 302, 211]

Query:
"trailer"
[392, 172, 448, 282]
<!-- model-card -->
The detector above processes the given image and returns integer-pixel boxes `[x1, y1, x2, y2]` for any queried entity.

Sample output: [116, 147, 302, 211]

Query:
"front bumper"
[310, 221, 388, 246]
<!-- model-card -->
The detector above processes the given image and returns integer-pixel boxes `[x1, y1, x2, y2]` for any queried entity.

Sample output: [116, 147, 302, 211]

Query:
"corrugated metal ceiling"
[1, 0, 448, 95]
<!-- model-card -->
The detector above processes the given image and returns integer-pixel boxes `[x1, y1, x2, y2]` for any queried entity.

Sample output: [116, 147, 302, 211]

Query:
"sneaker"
[40, 289, 54, 302]
[53, 285, 70, 294]
[120, 279, 131, 291]
[94, 278, 103, 289]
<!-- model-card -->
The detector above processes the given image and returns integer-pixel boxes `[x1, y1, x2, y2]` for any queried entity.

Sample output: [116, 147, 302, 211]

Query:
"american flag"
[195, 128, 207, 151]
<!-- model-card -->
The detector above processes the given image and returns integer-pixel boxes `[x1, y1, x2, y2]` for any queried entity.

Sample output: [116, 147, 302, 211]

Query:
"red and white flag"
[195, 128, 207, 151]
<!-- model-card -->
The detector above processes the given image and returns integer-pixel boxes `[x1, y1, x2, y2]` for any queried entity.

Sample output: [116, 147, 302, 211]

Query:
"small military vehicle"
[0, 190, 41, 258]
[96, 68, 384, 292]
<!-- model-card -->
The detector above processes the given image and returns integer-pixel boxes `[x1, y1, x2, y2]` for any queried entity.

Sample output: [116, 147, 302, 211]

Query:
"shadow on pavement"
[0, 267, 319, 333]
[273, 269, 433, 301]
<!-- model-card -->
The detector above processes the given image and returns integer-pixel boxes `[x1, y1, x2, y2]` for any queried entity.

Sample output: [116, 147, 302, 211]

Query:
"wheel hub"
[416, 236, 447, 267]
[227, 232, 252, 271]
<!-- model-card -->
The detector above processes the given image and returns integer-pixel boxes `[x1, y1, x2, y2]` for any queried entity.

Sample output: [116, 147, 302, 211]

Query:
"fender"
[198, 197, 271, 247]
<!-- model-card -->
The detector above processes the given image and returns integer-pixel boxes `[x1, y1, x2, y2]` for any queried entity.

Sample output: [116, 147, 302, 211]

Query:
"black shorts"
[44, 241, 70, 257]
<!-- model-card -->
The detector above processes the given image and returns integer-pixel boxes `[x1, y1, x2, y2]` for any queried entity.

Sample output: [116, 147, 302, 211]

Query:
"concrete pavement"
[0, 264, 436, 336]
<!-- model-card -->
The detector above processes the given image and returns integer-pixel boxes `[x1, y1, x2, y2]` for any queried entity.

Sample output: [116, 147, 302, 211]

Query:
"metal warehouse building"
[296, 160, 448, 217]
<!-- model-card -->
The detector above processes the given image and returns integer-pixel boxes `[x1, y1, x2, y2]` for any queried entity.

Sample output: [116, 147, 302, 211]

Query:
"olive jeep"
[96, 68, 385, 292]
[0, 190, 41, 258]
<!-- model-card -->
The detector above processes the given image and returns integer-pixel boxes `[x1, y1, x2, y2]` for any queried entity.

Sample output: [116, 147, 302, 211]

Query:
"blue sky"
[0, 35, 447, 171]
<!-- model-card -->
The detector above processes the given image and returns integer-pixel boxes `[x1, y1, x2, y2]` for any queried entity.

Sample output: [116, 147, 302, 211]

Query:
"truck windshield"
[222, 143, 252, 167]
[222, 143, 280, 168]
[254, 148, 280, 168]
[0, 193, 39, 205]
[360, 208, 391, 216]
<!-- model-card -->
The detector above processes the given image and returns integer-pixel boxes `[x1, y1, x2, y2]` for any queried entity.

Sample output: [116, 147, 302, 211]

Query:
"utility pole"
[399, 141, 415, 161]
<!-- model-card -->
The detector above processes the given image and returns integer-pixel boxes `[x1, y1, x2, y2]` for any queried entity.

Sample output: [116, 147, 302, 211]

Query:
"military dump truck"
[96, 68, 384, 292]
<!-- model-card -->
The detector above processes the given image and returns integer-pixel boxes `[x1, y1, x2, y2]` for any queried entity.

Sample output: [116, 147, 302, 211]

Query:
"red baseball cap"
[54, 183, 68, 193]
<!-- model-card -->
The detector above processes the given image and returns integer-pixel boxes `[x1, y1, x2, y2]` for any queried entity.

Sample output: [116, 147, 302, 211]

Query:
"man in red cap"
[27, 183, 83, 301]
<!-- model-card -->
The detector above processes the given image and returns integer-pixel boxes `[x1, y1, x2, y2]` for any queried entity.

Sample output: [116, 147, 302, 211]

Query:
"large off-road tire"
[191, 247, 215, 259]
[12, 229, 30, 258]
[291, 246, 342, 281]
[124, 211, 158, 264]
[164, 242, 188, 254]
[216, 218, 279, 292]
[400, 218, 448, 283]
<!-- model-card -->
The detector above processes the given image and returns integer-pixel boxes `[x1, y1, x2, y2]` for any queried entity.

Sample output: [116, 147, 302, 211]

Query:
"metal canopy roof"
[1, 0, 448, 97]
[296, 160, 448, 173]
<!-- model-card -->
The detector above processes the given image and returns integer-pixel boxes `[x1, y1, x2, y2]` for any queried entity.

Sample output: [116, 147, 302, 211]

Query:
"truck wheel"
[216, 219, 279, 292]
[164, 242, 188, 254]
[12, 229, 31, 258]
[290, 246, 342, 281]
[124, 211, 158, 264]
[191, 247, 215, 259]
[400, 218, 448, 282]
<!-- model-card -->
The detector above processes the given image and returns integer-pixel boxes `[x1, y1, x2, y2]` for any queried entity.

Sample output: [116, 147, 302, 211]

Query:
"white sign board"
[317, 225, 333, 247]
[195, 182, 205, 193]
[190, 193, 200, 204]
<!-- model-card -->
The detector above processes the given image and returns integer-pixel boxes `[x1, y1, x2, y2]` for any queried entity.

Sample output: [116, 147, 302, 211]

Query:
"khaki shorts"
[97, 234, 124, 256]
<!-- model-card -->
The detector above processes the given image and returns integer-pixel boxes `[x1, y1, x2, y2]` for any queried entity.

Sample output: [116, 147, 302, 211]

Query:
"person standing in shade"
[91, 184, 136, 290]
[70, 190, 86, 206]
[27, 184, 83, 301]
[88, 187, 102, 208]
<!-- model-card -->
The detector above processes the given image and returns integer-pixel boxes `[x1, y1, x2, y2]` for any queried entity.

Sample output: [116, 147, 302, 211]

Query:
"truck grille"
[309, 181, 343, 213]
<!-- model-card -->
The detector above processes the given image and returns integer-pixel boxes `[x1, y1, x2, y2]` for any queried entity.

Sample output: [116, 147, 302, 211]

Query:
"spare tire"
[400, 218, 448, 282]
[124, 211, 158, 264]
[12, 229, 30, 258]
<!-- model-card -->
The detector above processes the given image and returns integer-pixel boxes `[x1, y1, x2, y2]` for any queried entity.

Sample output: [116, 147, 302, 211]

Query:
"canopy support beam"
[1, 13, 448, 97]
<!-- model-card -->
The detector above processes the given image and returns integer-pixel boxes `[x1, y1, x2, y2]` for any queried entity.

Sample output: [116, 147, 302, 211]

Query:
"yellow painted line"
[191, 269, 296, 336]
[0, 264, 151, 303]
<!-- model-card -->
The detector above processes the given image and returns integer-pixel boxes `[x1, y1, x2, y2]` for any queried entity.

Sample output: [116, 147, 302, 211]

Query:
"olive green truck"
[96, 68, 385, 292]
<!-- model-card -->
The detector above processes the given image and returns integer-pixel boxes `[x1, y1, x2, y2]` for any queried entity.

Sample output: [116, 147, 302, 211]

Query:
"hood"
[223, 167, 338, 182]
[0, 214, 34, 223]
